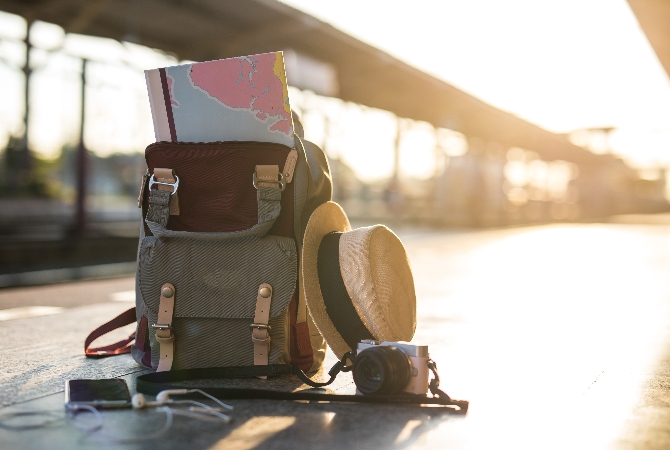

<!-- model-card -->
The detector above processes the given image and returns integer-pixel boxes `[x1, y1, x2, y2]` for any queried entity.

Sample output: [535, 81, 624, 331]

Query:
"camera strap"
[135, 354, 468, 412]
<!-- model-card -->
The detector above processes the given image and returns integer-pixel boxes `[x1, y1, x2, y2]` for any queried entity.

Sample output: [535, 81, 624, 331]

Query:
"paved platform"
[1, 221, 669, 449]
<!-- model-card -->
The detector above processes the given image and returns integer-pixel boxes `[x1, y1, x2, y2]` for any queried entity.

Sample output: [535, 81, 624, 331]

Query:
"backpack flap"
[144, 141, 295, 236]
[138, 233, 297, 370]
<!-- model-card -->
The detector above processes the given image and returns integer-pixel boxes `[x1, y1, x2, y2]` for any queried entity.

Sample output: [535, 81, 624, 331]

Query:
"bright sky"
[0, 0, 669, 180]
[282, 0, 670, 170]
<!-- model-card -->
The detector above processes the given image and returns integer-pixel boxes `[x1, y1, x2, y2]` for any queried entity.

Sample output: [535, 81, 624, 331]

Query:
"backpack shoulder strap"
[134, 355, 468, 412]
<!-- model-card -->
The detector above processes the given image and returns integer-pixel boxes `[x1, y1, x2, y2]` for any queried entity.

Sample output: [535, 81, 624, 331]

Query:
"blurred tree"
[0, 135, 51, 197]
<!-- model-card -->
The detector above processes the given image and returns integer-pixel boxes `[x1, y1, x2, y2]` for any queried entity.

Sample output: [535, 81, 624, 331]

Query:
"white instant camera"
[354, 340, 429, 395]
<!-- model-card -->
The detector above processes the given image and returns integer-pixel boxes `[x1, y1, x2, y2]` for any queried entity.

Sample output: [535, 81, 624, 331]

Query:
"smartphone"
[65, 379, 131, 409]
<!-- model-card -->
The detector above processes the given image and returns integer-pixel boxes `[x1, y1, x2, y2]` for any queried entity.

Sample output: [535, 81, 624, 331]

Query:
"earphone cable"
[186, 389, 234, 410]
[65, 403, 104, 433]
[166, 399, 231, 422]
[0, 410, 65, 431]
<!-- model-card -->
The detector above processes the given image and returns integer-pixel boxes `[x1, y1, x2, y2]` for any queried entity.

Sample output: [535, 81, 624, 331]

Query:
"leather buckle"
[250, 323, 272, 331]
[152, 323, 174, 340]
[149, 174, 179, 195]
[252, 172, 286, 191]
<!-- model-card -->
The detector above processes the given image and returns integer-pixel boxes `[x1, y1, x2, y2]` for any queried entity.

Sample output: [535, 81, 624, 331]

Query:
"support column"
[387, 117, 404, 218]
[73, 58, 88, 236]
[15, 19, 34, 189]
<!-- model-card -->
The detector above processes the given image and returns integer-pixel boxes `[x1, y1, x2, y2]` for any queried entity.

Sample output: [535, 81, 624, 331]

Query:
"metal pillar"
[73, 58, 88, 235]
[15, 19, 34, 187]
[386, 117, 403, 217]
[392, 117, 401, 184]
[22, 22, 31, 154]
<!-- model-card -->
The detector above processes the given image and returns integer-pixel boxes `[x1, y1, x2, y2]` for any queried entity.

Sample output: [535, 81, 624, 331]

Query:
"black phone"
[65, 379, 132, 409]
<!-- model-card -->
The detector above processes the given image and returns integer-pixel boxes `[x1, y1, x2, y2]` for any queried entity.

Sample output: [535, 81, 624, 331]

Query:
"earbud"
[131, 393, 164, 409]
[131, 393, 146, 409]
[155, 389, 190, 404]
[131, 389, 233, 414]
[132, 390, 194, 409]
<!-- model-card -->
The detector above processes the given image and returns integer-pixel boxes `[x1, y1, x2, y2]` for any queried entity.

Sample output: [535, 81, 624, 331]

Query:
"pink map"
[188, 53, 291, 135]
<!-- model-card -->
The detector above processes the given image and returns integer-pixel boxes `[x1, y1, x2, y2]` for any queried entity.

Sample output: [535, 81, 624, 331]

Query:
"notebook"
[145, 51, 294, 147]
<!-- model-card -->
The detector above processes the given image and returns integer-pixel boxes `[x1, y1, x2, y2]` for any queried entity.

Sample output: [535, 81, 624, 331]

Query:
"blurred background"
[0, 0, 669, 285]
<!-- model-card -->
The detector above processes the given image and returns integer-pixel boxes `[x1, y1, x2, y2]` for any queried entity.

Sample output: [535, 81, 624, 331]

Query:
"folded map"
[145, 51, 294, 147]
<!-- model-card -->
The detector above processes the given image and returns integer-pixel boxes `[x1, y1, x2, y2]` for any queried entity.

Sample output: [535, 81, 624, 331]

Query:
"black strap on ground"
[135, 357, 468, 412]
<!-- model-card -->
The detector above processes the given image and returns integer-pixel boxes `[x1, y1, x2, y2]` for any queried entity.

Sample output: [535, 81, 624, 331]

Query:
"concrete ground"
[1, 219, 669, 449]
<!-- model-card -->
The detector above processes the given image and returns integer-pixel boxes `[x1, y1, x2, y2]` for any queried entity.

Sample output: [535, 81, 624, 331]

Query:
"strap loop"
[427, 358, 451, 401]
[155, 283, 176, 372]
[84, 307, 136, 358]
[152, 168, 180, 215]
[253, 169, 286, 191]
[252, 283, 273, 368]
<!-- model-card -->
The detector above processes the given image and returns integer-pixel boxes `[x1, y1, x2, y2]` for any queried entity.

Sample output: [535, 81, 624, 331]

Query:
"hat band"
[317, 232, 374, 350]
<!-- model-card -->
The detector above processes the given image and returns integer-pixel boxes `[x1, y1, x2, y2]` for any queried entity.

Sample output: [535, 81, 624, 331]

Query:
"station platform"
[1, 220, 669, 449]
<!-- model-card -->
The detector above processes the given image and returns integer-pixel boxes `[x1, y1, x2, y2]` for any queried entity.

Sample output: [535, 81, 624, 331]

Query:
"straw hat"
[302, 202, 416, 359]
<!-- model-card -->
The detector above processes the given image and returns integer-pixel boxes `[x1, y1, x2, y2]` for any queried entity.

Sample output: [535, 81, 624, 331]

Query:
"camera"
[352, 340, 429, 395]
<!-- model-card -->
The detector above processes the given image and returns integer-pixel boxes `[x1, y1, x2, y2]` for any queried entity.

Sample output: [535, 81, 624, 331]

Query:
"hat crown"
[339, 225, 416, 341]
[301, 202, 417, 359]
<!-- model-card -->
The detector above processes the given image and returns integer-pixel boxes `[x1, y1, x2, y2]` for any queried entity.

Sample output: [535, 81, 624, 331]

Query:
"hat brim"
[301, 201, 353, 359]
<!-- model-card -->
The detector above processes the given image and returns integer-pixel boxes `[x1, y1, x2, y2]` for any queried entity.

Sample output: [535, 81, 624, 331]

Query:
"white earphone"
[156, 389, 190, 404]
[131, 389, 192, 409]
[130, 389, 233, 423]
[131, 393, 160, 409]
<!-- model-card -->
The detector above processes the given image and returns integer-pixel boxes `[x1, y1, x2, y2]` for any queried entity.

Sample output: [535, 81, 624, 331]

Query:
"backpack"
[85, 132, 332, 374]
[84, 132, 469, 412]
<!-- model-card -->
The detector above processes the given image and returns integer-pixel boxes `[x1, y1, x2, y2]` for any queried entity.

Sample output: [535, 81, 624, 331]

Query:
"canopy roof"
[627, 0, 670, 78]
[1, 0, 600, 164]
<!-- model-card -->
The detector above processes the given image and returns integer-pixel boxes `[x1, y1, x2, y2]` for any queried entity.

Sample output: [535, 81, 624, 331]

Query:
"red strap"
[295, 322, 312, 357]
[85, 307, 137, 358]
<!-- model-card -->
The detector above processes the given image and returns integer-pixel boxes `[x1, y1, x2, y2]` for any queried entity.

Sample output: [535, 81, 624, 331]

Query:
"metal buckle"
[151, 323, 172, 331]
[148, 174, 179, 195]
[252, 172, 286, 191]
[249, 323, 272, 331]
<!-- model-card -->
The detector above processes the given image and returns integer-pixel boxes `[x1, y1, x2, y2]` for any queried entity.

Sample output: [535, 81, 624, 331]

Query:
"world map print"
[188, 53, 292, 135]
[145, 52, 293, 146]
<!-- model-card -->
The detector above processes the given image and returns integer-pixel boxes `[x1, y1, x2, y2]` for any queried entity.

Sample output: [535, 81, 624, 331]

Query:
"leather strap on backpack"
[153, 168, 180, 215]
[155, 283, 176, 372]
[252, 284, 273, 371]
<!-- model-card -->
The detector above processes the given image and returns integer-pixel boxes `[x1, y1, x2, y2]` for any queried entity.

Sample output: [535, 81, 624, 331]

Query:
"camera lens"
[352, 346, 412, 395]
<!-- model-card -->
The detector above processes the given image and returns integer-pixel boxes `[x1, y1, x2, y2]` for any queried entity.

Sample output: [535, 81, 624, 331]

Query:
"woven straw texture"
[303, 203, 416, 358]
[340, 226, 416, 340]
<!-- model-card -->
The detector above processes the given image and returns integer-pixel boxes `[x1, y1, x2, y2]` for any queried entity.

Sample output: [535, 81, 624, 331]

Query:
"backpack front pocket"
[138, 234, 297, 369]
